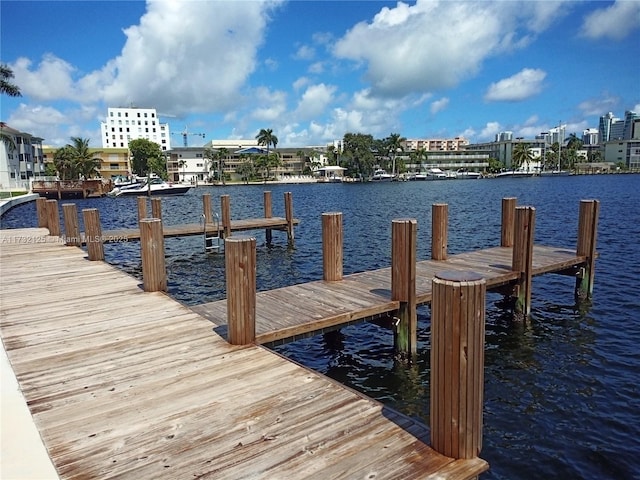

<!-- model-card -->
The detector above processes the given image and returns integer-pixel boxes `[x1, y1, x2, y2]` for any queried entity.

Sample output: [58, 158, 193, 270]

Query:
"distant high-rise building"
[100, 107, 171, 150]
[495, 131, 513, 142]
[598, 112, 617, 143]
[403, 137, 468, 151]
[622, 110, 639, 140]
[582, 128, 599, 145]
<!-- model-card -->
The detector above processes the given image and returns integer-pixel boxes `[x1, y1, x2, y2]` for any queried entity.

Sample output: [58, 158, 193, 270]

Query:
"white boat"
[425, 168, 448, 180]
[456, 169, 483, 179]
[540, 169, 570, 177]
[371, 169, 394, 182]
[410, 172, 428, 181]
[108, 178, 192, 197]
[494, 169, 537, 178]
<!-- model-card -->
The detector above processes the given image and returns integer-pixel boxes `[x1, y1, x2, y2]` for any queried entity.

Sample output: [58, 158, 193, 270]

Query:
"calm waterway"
[2, 174, 639, 479]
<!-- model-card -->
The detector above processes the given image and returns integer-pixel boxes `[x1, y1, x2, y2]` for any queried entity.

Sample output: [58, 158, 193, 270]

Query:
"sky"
[1, 0, 639, 148]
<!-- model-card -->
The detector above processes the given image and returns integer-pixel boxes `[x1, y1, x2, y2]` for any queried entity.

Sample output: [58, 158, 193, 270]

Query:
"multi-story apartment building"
[42, 147, 131, 180]
[582, 129, 599, 145]
[0, 123, 45, 190]
[465, 137, 547, 169]
[403, 136, 468, 152]
[100, 107, 171, 151]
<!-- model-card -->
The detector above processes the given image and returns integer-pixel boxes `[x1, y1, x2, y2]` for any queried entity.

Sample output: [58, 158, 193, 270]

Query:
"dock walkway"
[192, 245, 585, 345]
[0, 228, 487, 479]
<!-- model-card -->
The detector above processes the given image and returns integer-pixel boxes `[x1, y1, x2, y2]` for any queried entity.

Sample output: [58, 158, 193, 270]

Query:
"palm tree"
[255, 128, 278, 158]
[68, 137, 101, 179]
[0, 122, 16, 151]
[385, 133, 406, 176]
[177, 159, 187, 182]
[53, 146, 77, 180]
[1, 64, 21, 97]
[216, 147, 229, 185]
[511, 142, 533, 172]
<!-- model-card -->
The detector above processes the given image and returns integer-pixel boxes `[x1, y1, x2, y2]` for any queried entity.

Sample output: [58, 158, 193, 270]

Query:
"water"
[2, 175, 639, 479]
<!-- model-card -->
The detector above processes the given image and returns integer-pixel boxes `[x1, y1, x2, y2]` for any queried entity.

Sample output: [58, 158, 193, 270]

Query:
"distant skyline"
[1, 0, 639, 148]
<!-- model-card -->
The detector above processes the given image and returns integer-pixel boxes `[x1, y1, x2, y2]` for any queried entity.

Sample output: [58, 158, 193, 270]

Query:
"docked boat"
[456, 169, 483, 179]
[494, 169, 537, 178]
[371, 169, 394, 182]
[107, 178, 192, 197]
[425, 168, 448, 180]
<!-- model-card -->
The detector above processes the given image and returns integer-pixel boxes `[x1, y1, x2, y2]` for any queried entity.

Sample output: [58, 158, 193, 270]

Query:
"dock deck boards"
[193, 244, 585, 345]
[98, 217, 299, 243]
[0, 228, 488, 479]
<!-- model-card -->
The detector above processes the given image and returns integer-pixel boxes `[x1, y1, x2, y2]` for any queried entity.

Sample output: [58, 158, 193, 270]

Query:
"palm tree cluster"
[255, 128, 282, 181]
[53, 137, 102, 180]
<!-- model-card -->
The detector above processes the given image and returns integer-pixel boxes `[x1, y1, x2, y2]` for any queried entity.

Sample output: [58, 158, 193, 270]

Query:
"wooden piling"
[62, 203, 81, 246]
[576, 199, 600, 300]
[202, 193, 213, 224]
[512, 206, 536, 318]
[82, 208, 104, 261]
[45, 200, 60, 237]
[432, 203, 448, 260]
[264, 191, 273, 245]
[501, 197, 517, 247]
[284, 192, 294, 246]
[36, 197, 48, 228]
[221, 195, 231, 238]
[431, 270, 486, 460]
[137, 197, 147, 221]
[322, 212, 343, 281]
[139, 218, 167, 292]
[151, 198, 162, 221]
[225, 236, 256, 345]
[391, 218, 417, 358]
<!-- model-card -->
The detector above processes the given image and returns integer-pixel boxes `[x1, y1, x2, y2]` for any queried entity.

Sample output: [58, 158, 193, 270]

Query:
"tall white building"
[100, 107, 171, 150]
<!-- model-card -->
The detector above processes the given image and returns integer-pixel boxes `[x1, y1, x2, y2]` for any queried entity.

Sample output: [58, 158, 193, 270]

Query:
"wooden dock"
[192, 244, 585, 346]
[0, 228, 488, 479]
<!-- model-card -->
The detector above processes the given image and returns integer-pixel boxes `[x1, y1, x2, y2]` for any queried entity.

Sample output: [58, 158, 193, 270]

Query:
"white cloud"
[12, 55, 78, 102]
[430, 97, 449, 115]
[479, 122, 502, 141]
[333, 0, 565, 97]
[293, 44, 315, 61]
[578, 95, 619, 116]
[580, 1, 640, 40]
[484, 68, 547, 102]
[294, 84, 336, 120]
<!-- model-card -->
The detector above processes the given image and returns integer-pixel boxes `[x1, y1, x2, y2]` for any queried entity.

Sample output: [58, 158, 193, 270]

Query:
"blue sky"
[1, 0, 639, 148]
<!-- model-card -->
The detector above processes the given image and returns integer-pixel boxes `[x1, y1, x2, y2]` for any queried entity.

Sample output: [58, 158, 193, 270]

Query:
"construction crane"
[171, 126, 206, 147]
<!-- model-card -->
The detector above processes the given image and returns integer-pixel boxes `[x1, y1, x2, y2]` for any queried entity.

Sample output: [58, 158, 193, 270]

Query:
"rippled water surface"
[2, 174, 639, 479]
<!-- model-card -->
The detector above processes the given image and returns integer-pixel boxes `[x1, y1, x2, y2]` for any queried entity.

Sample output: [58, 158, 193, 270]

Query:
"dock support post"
[225, 236, 256, 345]
[139, 218, 167, 292]
[501, 197, 517, 247]
[62, 203, 81, 246]
[151, 198, 162, 221]
[432, 203, 448, 260]
[512, 206, 536, 319]
[284, 191, 294, 247]
[137, 196, 147, 221]
[322, 212, 343, 281]
[82, 208, 104, 261]
[264, 191, 273, 246]
[45, 199, 60, 237]
[202, 193, 213, 224]
[36, 197, 48, 228]
[431, 270, 486, 460]
[576, 199, 599, 300]
[221, 194, 231, 239]
[391, 218, 417, 359]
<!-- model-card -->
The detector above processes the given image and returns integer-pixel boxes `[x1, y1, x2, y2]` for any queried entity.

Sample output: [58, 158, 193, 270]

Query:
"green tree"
[177, 159, 187, 181]
[342, 132, 375, 178]
[217, 147, 229, 185]
[256, 128, 278, 157]
[511, 142, 533, 171]
[129, 138, 165, 177]
[488, 157, 504, 174]
[235, 155, 254, 184]
[69, 137, 101, 179]
[384, 132, 406, 176]
[1, 66, 21, 150]
[53, 145, 77, 180]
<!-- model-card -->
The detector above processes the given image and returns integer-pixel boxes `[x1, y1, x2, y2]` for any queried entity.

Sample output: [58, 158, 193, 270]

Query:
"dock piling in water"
[431, 270, 486, 460]
[226, 236, 257, 345]
[322, 212, 343, 281]
[137, 196, 147, 221]
[45, 199, 60, 237]
[501, 197, 517, 247]
[82, 208, 104, 261]
[139, 218, 166, 292]
[62, 203, 81, 246]
[576, 199, 600, 300]
[264, 191, 273, 245]
[512, 206, 536, 318]
[151, 198, 162, 221]
[432, 203, 448, 260]
[36, 197, 48, 228]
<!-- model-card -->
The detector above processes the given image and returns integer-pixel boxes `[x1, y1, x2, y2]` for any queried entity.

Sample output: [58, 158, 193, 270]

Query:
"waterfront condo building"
[100, 107, 172, 151]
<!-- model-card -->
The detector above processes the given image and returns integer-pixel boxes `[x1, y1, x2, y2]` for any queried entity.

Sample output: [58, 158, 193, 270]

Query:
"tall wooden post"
[501, 197, 517, 247]
[45, 199, 60, 237]
[202, 193, 213, 224]
[36, 197, 48, 228]
[137, 196, 147, 221]
[62, 203, 81, 246]
[431, 270, 486, 460]
[221, 194, 231, 238]
[512, 206, 536, 318]
[284, 191, 294, 247]
[322, 212, 343, 281]
[576, 199, 599, 300]
[151, 198, 162, 220]
[225, 236, 256, 345]
[264, 191, 273, 246]
[391, 218, 417, 358]
[82, 208, 104, 261]
[432, 203, 448, 260]
[139, 218, 167, 292]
